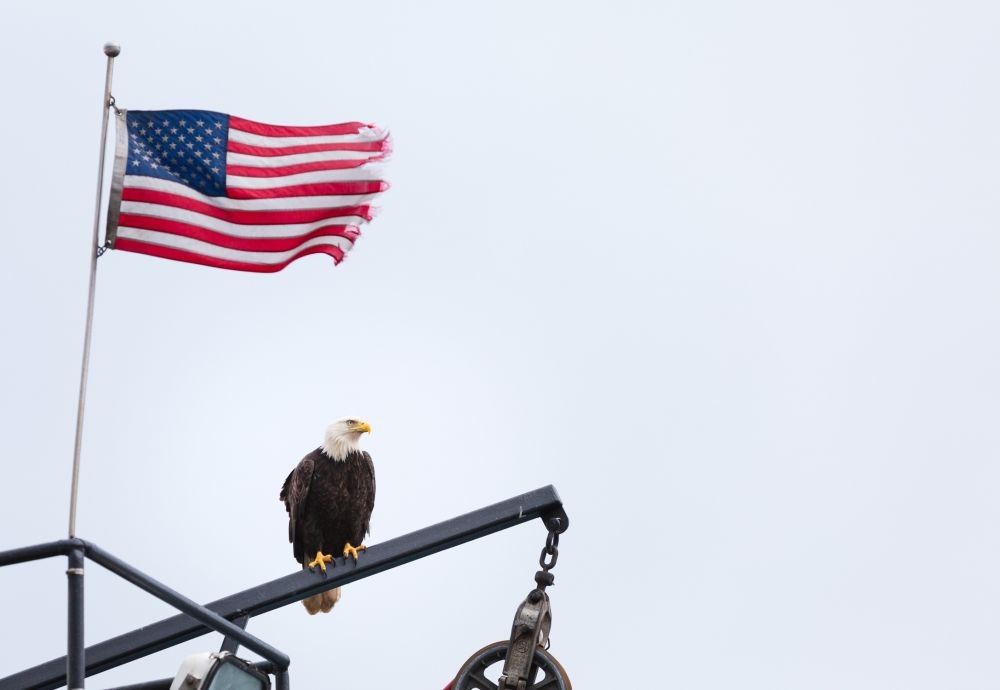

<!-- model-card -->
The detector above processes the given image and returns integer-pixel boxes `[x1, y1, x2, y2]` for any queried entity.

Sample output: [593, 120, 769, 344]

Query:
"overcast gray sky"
[2, 1, 1000, 688]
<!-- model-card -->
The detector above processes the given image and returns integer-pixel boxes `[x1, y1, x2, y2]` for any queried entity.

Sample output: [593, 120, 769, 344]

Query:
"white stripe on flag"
[227, 150, 379, 166]
[120, 201, 368, 237]
[116, 227, 354, 264]
[227, 127, 386, 148]
[225, 165, 386, 189]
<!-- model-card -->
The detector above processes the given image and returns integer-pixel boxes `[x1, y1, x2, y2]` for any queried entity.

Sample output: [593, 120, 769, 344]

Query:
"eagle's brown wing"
[280, 450, 317, 565]
[360, 450, 376, 537]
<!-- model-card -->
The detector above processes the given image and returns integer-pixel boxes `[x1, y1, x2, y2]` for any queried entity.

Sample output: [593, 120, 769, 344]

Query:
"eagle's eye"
[346, 419, 357, 426]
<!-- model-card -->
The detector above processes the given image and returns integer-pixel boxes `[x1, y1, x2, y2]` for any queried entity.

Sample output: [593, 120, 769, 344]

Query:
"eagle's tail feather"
[302, 587, 342, 615]
[302, 594, 323, 615]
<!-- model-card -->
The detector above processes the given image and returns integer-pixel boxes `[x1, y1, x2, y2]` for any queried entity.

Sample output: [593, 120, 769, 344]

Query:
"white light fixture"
[169, 651, 270, 690]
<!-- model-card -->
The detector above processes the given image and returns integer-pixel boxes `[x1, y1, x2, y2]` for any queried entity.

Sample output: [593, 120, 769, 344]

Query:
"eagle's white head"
[322, 417, 372, 461]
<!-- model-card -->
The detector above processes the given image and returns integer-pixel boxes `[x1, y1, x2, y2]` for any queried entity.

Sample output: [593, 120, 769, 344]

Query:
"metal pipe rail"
[0, 540, 290, 690]
[0, 485, 567, 690]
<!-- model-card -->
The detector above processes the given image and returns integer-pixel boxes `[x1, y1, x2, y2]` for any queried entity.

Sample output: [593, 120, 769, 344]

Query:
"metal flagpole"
[68, 42, 120, 540]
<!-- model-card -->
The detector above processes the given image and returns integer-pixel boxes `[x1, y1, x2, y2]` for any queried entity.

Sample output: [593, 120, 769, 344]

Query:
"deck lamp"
[169, 652, 269, 690]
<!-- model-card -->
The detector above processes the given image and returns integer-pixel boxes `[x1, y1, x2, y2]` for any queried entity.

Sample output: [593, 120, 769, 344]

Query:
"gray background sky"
[2, 1, 999, 687]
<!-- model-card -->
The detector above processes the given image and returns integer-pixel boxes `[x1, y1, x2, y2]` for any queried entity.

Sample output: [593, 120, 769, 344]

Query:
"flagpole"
[68, 42, 120, 540]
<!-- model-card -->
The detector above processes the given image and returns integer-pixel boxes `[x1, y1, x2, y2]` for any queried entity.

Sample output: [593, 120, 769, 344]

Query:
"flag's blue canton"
[126, 110, 230, 197]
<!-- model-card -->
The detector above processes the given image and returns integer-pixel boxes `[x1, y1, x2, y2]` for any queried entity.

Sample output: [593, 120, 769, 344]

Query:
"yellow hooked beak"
[354, 420, 372, 434]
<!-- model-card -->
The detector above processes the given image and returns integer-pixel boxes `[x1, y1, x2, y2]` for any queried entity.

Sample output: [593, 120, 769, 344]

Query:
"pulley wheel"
[450, 640, 571, 690]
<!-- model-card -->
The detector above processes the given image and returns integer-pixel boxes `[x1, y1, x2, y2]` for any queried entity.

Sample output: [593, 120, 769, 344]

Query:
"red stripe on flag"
[115, 238, 346, 273]
[227, 140, 389, 157]
[227, 181, 390, 200]
[118, 214, 360, 251]
[228, 116, 372, 138]
[121, 188, 374, 224]
[226, 159, 372, 177]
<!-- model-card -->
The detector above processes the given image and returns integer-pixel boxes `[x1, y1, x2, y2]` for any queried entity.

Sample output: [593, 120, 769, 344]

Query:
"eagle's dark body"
[280, 447, 376, 567]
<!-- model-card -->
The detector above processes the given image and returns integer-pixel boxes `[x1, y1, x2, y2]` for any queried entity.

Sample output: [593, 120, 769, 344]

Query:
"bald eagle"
[280, 418, 375, 614]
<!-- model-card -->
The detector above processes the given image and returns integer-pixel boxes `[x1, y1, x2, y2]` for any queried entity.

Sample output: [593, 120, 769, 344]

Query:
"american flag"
[105, 109, 390, 273]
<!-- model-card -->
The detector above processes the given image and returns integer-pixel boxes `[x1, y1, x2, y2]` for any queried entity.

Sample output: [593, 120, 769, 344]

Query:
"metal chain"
[538, 529, 559, 571]
[533, 524, 560, 590]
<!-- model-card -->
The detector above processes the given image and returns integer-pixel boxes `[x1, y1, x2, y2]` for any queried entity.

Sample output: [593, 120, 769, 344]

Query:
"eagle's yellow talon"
[343, 542, 366, 562]
[308, 550, 334, 572]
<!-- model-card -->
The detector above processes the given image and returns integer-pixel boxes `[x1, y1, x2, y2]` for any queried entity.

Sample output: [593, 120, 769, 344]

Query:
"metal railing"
[0, 485, 567, 690]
